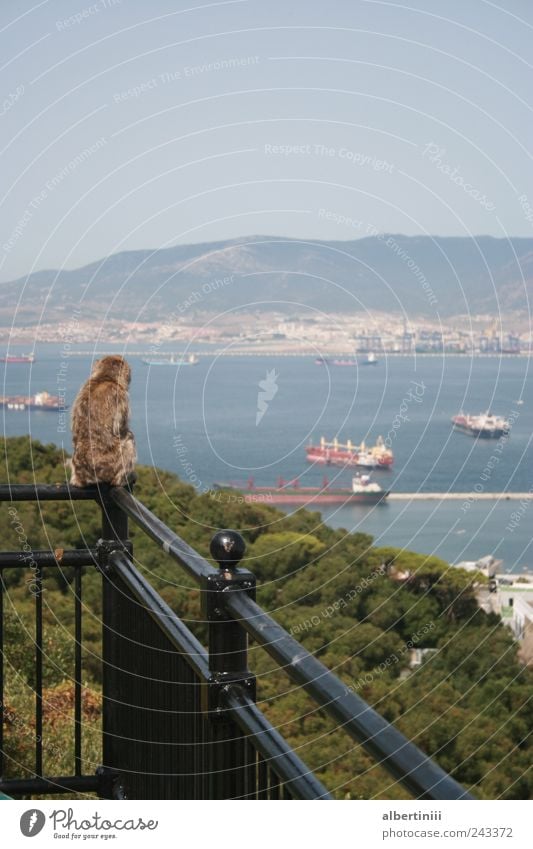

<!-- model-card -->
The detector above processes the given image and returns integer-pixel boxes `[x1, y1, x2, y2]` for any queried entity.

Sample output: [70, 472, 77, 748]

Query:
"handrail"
[225, 591, 472, 800]
[0, 776, 100, 797]
[0, 549, 98, 569]
[110, 488, 471, 799]
[0, 483, 97, 502]
[111, 488, 471, 799]
[109, 548, 331, 798]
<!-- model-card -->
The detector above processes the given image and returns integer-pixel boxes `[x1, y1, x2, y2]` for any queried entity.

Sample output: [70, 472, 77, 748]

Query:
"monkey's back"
[71, 375, 132, 485]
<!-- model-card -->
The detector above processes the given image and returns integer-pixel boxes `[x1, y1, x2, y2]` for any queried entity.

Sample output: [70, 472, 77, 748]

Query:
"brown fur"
[70, 355, 136, 487]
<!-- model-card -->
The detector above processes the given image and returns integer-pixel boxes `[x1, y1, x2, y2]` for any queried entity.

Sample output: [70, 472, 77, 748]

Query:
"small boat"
[451, 411, 510, 439]
[141, 353, 199, 366]
[361, 352, 378, 365]
[212, 473, 389, 505]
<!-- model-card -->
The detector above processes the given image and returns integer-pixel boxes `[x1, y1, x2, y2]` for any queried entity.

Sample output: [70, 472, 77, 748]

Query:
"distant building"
[409, 648, 438, 668]
[454, 554, 502, 578]
[465, 557, 533, 665]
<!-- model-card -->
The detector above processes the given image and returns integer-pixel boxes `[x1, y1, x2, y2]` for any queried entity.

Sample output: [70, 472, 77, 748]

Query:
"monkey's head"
[92, 355, 131, 388]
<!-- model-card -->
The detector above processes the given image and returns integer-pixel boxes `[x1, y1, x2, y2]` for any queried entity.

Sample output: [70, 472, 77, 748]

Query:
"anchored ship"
[0, 353, 35, 363]
[306, 435, 393, 468]
[212, 473, 389, 505]
[315, 356, 354, 366]
[451, 411, 510, 439]
[141, 353, 199, 366]
[314, 353, 377, 367]
[331, 358, 357, 367]
[0, 391, 63, 411]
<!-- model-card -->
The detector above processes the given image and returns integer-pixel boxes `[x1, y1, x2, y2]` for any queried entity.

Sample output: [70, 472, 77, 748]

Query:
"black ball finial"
[210, 530, 246, 570]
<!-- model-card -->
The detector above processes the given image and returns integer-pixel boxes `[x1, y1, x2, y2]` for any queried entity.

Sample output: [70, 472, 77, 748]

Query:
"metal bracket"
[202, 673, 257, 716]
[200, 568, 256, 620]
[96, 766, 127, 799]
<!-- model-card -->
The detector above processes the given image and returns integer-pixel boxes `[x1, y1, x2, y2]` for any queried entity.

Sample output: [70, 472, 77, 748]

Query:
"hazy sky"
[1, 0, 532, 281]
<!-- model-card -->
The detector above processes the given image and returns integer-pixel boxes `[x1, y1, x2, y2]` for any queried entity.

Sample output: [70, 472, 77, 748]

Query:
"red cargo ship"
[305, 436, 393, 468]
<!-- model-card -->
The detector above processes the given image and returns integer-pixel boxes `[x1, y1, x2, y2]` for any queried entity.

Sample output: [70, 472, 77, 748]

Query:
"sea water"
[1, 344, 531, 572]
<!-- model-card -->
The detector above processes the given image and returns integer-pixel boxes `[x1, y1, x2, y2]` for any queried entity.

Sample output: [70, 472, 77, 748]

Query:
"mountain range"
[2, 234, 532, 325]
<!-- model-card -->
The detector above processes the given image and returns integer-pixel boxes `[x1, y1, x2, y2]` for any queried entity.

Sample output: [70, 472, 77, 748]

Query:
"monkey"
[69, 355, 136, 487]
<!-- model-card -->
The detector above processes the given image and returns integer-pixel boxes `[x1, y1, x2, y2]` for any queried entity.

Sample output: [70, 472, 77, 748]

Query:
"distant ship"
[331, 358, 357, 367]
[0, 391, 63, 411]
[141, 353, 199, 366]
[315, 355, 358, 367]
[452, 411, 510, 439]
[1, 353, 35, 363]
[314, 353, 378, 367]
[212, 473, 389, 505]
[306, 436, 393, 468]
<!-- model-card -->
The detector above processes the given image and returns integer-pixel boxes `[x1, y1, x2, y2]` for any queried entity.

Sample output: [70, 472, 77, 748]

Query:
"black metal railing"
[0, 483, 472, 800]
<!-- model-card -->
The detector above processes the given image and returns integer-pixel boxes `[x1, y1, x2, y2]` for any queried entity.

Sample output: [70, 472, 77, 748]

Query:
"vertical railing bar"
[269, 766, 280, 800]
[244, 739, 256, 799]
[0, 573, 4, 778]
[99, 490, 129, 798]
[35, 568, 43, 777]
[74, 568, 82, 777]
[199, 704, 206, 800]
[257, 753, 268, 800]
[230, 733, 244, 799]
[192, 678, 199, 800]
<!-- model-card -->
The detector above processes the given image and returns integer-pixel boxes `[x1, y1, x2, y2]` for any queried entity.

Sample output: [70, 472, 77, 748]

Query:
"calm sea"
[2, 344, 532, 572]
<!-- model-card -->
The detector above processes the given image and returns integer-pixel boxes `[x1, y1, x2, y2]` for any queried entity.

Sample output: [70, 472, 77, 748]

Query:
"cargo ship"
[314, 356, 357, 367]
[0, 391, 63, 411]
[141, 353, 199, 366]
[314, 353, 377, 367]
[212, 473, 389, 505]
[1, 353, 35, 363]
[451, 411, 510, 439]
[305, 436, 393, 468]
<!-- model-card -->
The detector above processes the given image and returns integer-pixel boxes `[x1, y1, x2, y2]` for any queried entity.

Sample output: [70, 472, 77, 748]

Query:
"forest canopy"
[1, 436, 531, 799]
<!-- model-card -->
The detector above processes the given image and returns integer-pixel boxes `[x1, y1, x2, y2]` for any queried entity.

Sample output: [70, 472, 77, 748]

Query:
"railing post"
[100, 484, 130, 544]
[201, 530, 256, 798]
[97, 485, 132, 800]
